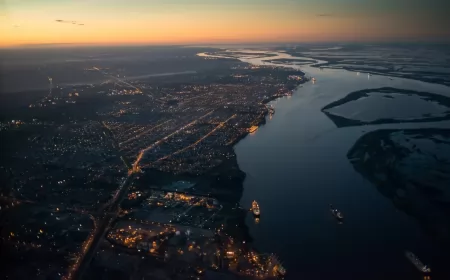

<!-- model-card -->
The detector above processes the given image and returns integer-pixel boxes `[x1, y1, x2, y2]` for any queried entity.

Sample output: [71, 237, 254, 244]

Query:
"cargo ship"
[405, 251, 431, 273]
[329, 204, 344, 221]
[251, 200, 260, 217]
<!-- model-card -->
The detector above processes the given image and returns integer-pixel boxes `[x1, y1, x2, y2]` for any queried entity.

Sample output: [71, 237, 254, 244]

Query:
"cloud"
[13, 24, 20, 28]
[55, 19, 84, 26]
[316, 14, 334, 17]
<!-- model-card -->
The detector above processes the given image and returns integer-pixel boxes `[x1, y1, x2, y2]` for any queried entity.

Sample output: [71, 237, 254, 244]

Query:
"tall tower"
[185, 228, 191, 240]
[48, 77, 53, 97]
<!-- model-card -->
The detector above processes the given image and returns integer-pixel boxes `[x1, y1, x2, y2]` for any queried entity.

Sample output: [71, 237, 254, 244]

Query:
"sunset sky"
[1, 0, 449, 47]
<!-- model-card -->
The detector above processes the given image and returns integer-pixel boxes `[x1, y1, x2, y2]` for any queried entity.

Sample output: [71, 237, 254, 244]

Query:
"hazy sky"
[1, 0, 449, 47]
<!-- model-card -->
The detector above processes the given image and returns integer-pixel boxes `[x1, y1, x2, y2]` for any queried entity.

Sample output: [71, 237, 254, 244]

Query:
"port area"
[131, 191, 223, 228]
[85, 190, 283, 279]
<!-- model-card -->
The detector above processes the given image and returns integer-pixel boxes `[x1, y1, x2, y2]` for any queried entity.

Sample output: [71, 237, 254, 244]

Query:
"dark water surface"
[201, 49, 450, 279]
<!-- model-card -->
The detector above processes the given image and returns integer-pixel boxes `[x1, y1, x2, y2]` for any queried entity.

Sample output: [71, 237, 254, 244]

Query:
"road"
[149, 114, 237, 164]
[119, 120, 172, 146]
[93, 67, 143, 93]
[131, 110, 214, 172]
[71, 174, 135, 280]
[66, 122, 135, 280]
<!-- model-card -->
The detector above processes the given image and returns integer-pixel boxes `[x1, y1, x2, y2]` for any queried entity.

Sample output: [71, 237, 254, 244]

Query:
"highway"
[71, 174, 135, 280]
[131, 110, 214, 172]
[93, 67, 143, 93]
[119, 120, 172, 146]
[147, 114, 237, 165]
[65, 122, 136, 280]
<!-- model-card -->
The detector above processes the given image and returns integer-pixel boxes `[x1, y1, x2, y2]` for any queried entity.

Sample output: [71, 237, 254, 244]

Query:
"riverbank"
[124, 55, 309, 266]
[283, 46, 450, 87]
[225, 47, 450, 280]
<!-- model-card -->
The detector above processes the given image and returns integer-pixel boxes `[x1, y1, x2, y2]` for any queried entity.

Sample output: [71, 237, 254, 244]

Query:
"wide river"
[200, 50, 450, 279]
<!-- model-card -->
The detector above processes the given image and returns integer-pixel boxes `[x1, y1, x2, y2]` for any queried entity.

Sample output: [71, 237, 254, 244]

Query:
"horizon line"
[1, 39, 450, 50]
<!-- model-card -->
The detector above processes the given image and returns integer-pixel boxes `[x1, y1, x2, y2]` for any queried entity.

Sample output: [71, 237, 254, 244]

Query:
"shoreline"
[284, 50, 450, 87]
[133, 59, 308, 248]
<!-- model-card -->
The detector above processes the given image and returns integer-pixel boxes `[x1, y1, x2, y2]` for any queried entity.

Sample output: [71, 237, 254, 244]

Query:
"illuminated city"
[1, 1, 449, 278]
[0, 49, 303, 279]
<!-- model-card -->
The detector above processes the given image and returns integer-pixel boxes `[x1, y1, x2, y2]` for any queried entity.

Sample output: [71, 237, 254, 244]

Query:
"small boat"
[329, 204, 344, 221]
[405, 251, 431, 273]
[251, 200, 260, 217]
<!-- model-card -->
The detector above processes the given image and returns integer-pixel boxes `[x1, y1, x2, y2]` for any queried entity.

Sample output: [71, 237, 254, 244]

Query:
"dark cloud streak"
[55, 19, 84, 26]
[316, 14, 334, 17]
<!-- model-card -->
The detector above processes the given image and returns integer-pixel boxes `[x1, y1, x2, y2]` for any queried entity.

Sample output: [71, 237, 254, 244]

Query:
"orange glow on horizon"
[1, 0, 448, 47]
